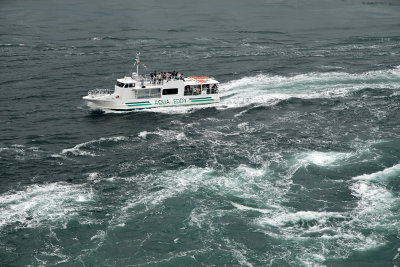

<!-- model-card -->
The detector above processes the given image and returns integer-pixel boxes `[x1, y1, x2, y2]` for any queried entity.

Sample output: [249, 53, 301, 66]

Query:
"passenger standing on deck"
[157, 73, 162, 84]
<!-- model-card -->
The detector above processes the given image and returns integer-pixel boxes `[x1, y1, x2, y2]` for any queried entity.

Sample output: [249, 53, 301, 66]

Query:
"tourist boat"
[82, 54, 220, 110]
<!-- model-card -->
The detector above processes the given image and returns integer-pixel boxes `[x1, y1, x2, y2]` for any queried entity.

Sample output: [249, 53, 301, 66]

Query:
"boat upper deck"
[116, 72, 219, 90]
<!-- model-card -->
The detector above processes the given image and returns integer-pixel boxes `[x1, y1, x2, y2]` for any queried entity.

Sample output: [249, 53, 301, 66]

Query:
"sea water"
[1, 0, 400, 265]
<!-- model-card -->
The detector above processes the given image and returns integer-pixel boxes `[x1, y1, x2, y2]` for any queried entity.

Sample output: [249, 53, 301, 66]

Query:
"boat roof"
[117, 76, 136, 83]
[186, 76, 219, 84]
[116, 75, 219, 84]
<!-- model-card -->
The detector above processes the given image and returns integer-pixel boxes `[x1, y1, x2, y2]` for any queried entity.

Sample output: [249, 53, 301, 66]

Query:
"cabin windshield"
[116, 81, 134, 88]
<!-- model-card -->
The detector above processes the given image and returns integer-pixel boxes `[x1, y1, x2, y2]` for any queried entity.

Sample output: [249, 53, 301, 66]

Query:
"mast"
[135, 53, 140, 80]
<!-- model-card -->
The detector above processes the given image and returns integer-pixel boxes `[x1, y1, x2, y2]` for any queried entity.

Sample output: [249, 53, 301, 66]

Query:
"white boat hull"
[83, 95, 220, 110]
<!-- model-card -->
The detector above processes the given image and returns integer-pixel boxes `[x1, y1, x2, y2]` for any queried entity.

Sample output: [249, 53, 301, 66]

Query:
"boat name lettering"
[155, 99, 187, 105]
[173, 98, 187, 104]
[155, 99, 170, 105]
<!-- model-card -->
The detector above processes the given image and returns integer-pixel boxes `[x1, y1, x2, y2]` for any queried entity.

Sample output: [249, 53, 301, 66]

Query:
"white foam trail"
[138, 66, 400, 114]
[298, 151, 352, 166]
[261, 211, 346, 227]
[222, 67, 400, 94]
[86, 172, 112, 184]
[351, 181, 395, 220]
[352, 163, 400, 181]
[0, 144, 43, 160]
[344, 178, 397, 253]
[138, 129, 187, 142]
[61, 136, 128, 156]
[176, 132, 187, 141]
[90, 230, 106, 241]
[0, 183, 94, 229]
[87, 172, 99, 181]
[219, 67, 400, 110]
[237, 122, 256, 133]
[138, 131, 148, 139]
[230, 202, 270, 214]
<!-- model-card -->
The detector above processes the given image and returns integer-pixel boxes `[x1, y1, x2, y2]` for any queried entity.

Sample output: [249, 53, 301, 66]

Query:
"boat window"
[192, 85, 201, 95]
[162, 88, 178, 95]
[137, 88, 161, 99]
[184, 85, 191, 96]
[184, 85, 201, 96]
[209, 84, 218, 94]
[149, 88, 161, 97]
[116, 81, 125, 88]
[116, 82, 135, 88]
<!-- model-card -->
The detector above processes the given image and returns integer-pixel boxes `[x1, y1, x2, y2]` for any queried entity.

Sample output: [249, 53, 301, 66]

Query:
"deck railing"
[139, 74, 187, 87]
[88, 89, 112, 96]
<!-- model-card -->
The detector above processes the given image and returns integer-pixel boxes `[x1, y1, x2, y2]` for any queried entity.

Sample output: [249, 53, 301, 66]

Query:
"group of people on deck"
[149, 71, 184, 84]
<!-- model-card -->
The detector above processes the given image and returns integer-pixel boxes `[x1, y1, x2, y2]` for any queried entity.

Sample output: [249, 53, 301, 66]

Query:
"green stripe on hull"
[127, 103, 152, 107]
[189, 97, 213, 101]
[127, 100, 151, 108]
[128, 107, 151, 110]
[191, 99, 214, 102]
[123, 98, 218, 109]
[125, 101, 151, 105]
[127, 105, 152, 107]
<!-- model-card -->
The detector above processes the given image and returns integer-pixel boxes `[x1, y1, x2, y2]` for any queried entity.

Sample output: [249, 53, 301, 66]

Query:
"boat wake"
[218, 66, 400, 109]
[127, 66, 400, 114]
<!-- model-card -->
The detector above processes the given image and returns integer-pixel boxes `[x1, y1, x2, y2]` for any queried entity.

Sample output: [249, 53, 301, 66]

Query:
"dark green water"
[1, 0, 400, 266]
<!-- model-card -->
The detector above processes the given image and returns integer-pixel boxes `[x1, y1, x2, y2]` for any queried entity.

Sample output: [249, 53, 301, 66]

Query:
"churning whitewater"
[2, 0, 400, 266]
[2, 65, 400, 265]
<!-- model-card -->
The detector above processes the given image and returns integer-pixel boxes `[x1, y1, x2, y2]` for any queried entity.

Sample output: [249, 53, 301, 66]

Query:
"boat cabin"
[113, 74, 218, 100]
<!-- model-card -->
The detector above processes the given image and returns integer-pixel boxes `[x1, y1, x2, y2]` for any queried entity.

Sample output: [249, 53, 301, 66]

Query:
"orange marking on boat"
[189, 76, 210, 83]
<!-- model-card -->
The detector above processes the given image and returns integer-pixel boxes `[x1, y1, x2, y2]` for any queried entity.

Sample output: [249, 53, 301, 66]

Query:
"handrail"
[88, 88, 112, 96]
